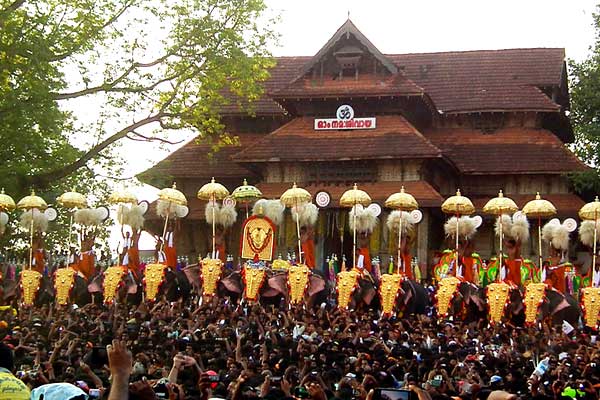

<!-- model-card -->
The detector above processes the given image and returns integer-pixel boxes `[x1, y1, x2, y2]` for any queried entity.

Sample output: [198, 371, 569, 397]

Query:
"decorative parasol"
[197, 178, 229, 259]
[18, 190, 48, 271]
[232, 179, 262, 218]
[157, 183, 187, 256]
[108, 189, 138, 205]
[0, 189, 16, 212]
[385, 186, 418, 275]
[441, 190, 474, 271]
[579, 196, 600, 289]
[340, 184, 371, 270]
[280, 183, 312, 264]
[57, 191, 88, 209]
[483, 190, 518, 281]
[57, 190, 88, 258]
[523, 193, 557, 273]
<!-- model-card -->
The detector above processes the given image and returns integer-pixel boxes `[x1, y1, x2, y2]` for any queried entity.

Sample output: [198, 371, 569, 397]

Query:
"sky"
[107, 0, 600, 250]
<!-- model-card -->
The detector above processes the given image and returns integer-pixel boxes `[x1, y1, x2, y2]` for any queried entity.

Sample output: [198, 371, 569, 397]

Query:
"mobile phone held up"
[373, 388, 418, 400]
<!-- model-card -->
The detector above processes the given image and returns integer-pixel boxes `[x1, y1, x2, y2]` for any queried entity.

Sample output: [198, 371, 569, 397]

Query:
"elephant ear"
[221, 272, 243, 294]
[267, 274, 288, 296]
[182, 264, 201, 289]
[308, 274, 326, 297]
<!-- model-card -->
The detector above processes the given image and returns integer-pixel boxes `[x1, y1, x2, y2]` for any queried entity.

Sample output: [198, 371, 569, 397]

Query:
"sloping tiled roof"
[220, 48, 564, 116]
[424, 128, 587, 174]
[142, 134, 263, 179]
[271, 73, 424, 99]
[256, 181, 444, 207]
[235, 115, 441, 162]
[388, 49, 564, 113]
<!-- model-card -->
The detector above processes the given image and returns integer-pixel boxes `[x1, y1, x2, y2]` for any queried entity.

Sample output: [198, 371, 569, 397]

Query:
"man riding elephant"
[494, 212, 536, 287]
[434, 215, 483, 284]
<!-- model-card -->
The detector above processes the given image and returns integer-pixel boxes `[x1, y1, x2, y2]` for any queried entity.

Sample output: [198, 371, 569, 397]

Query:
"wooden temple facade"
[140, 20, 588, 273]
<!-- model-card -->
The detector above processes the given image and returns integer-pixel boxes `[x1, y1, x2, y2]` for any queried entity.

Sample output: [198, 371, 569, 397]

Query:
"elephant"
[398, 279, 430, 315]
[437, 281, 487, 322]
[509, 286, 581, 327]
[264, 269, 328, 307]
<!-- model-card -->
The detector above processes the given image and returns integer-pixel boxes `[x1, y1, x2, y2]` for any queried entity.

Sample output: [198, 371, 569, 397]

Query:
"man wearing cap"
[0, 343, 30, 400]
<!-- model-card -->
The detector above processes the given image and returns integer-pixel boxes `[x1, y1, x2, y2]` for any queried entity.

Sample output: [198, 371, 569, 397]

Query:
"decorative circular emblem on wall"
[336, 104, 354, 120]
[315, 191, 331, 208]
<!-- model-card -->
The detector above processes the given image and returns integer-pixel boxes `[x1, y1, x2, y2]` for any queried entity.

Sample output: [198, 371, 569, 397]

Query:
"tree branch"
[27, 113, 164, 187]
[1, 0, 26, 14]
[127, 130, 183, 145]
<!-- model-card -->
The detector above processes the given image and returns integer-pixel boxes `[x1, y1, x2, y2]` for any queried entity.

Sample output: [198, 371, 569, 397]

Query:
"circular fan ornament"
[523, 193, 557, 274]
[340, 184, 371, 269]
[315, 191, 331, 208]
[198, 178, 229, 259]
[483, 190, 518, 282]
[0, 189, 16, 212]
[280, 183, 312, 265]
[367, 203, 382, 217]
[386, 186, 419, 275]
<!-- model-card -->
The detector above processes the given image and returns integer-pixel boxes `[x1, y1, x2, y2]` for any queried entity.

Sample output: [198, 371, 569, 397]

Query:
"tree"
[0, 0, 277, 198]
[569, 4, 600, 198]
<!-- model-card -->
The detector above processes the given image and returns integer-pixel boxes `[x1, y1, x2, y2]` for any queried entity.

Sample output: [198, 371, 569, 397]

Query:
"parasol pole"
[296, 199, 302, 265]
[212, 194, 216, 258]
[353, 201, 357, 269]
[498, 212, 503, 283]
[593, 211, 598, 287]
[245, 203, 249, 219]
[159, 202, 171, 254]
[67, 212, 74, 260]
[538, 216, 543, 281]
[455, 211, 460, 272]
[397, 211, 403, 275]
[29, 208, 34, 270]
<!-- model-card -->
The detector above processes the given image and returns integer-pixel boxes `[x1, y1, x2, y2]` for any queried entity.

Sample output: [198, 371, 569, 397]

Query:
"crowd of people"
[0, 294, 599, 400]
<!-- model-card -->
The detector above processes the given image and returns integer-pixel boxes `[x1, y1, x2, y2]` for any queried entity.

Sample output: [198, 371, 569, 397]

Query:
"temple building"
[140, 20, 588, 273]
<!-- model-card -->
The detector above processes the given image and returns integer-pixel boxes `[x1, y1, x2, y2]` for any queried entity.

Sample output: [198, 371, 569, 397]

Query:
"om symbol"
[336, 104, 354, 120]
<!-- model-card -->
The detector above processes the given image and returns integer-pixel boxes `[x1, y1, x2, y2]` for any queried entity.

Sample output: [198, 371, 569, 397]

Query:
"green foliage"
[569, 4, 600, 198]
[0, 0, 277, 250]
